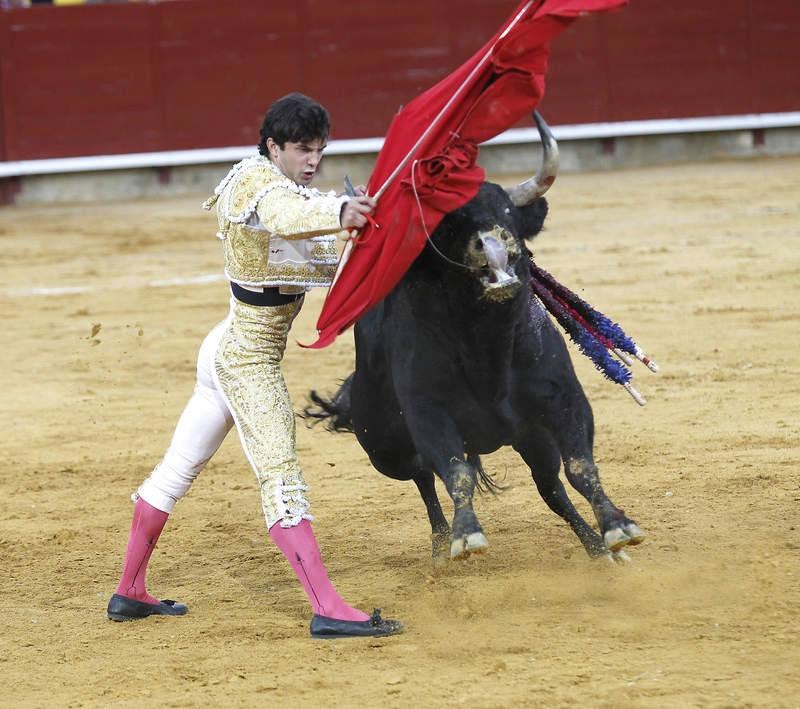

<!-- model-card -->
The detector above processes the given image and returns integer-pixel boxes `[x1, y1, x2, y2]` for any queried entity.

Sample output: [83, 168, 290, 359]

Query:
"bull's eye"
[504, 207, 511, 215]
[475, 240, 484, 250]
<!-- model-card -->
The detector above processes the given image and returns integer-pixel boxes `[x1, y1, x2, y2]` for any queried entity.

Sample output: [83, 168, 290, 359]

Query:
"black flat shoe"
[310, 608, 404, 639]
[107, 593, 188, 622]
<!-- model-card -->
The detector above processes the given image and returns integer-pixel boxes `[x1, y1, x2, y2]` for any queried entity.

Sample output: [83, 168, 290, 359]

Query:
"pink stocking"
[269, 520, 369, 621]
[115, 498, 169, 605]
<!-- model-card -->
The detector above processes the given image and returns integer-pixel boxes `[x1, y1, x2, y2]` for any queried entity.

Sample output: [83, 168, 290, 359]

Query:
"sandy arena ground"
[1, 157, 798, 708]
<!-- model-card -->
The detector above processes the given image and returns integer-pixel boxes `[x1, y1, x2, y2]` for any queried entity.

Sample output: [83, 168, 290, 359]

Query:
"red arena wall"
[0, 0, 798, 162]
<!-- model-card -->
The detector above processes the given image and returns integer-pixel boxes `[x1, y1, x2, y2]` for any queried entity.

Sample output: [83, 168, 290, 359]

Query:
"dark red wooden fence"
[0, 0, 798, 162]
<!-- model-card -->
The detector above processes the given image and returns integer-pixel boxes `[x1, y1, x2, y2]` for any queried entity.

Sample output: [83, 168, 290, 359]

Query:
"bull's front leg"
[563, 456, 645, 555]
[393, 341, 487, 560]
[442, 456, 488, 560]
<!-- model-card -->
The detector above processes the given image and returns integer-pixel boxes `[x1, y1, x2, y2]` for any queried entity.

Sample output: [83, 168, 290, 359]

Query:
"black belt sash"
[230, 282, 304, 306]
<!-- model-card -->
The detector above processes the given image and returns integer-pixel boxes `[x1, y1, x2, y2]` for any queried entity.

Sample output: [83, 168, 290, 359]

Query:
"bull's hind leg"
[360, 444, 452, 564]
[562, 456, 645, 553]
[514, 433, 609, 559]
[412, 470, 451, 566]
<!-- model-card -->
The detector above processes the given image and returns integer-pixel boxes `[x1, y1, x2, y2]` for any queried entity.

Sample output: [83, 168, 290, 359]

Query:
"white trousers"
[136, 295, 313, 528]
[136, 321, 234, 514]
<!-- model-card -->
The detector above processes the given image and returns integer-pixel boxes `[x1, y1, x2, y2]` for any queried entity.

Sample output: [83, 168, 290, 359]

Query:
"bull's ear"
[515, 197, 548, 241]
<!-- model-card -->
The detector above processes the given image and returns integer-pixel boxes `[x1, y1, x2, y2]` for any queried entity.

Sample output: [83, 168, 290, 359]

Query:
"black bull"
[306, 168, 644, 565]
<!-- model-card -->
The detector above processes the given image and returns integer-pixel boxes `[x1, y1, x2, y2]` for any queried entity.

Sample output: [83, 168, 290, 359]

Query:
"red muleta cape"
[309, 0, 627, 349]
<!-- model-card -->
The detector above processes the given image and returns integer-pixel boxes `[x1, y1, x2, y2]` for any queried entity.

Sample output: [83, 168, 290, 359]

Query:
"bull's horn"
[505, 111, 560, 207]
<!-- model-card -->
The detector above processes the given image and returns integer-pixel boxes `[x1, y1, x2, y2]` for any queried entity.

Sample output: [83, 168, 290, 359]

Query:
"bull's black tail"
[301, 373, 355, 433]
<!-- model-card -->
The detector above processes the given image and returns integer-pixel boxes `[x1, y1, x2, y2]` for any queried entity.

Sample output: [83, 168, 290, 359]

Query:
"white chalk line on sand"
[5, 273, 227, 298]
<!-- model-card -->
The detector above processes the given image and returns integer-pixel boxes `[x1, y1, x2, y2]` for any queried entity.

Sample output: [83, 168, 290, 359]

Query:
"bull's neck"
[460, 298, 522, 406]
[453, 292, 522, 352]
[409, 273, 527, 401]
[406, 265, 527, 335]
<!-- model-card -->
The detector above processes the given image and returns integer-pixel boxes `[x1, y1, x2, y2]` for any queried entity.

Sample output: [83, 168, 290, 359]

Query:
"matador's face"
[267, 137, 327, 186]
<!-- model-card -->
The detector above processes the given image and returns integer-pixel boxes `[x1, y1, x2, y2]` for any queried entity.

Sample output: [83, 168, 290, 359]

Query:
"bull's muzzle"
[477, 228, 521, 302]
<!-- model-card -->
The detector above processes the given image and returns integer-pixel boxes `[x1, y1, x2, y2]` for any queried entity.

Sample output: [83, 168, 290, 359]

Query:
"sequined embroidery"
[212, 297, 312, 528]
[205, 154, 346, 288]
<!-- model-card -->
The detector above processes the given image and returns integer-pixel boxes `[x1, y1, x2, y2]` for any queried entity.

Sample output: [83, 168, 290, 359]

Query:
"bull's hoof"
[599, 547, 632, 565]
[611, 548, 632, 564]
[603, 527, 629, 551]
[623, 522, 645, 545]
[603, 523, 646, 552]
[450, 532, 489, 560]
[431, 532, 451, 567]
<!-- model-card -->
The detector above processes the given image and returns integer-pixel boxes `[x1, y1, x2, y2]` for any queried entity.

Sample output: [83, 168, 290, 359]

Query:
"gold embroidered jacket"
[203, 155, 348, 288]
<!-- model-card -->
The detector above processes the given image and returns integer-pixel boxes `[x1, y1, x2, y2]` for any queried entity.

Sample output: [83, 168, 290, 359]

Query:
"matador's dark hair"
[258, 93, 330, 156]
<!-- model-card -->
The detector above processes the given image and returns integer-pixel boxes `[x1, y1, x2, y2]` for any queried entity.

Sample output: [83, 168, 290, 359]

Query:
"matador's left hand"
[340, 195, 376, 230]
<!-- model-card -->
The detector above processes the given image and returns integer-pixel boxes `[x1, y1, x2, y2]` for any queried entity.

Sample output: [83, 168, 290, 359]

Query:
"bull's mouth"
[480, 267, 521, 302]
[479, 234, 521, 302]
